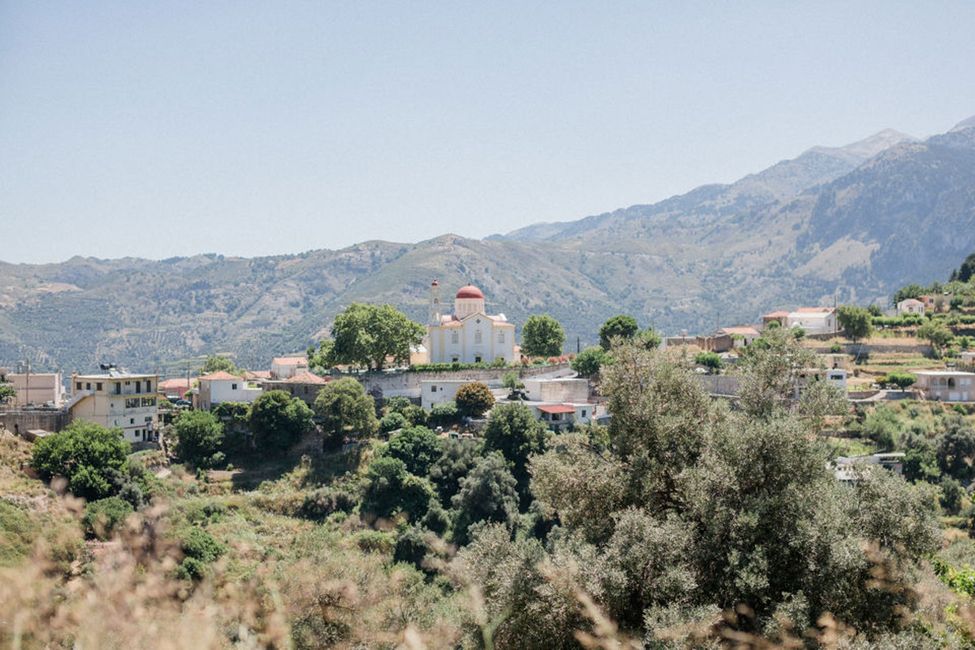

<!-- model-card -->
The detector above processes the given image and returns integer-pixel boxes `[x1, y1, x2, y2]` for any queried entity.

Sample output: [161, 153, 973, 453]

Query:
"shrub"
[384, 426, 445, 476]
[314, 378, 379, 449]
[379, 412, 408, 434]
[454, 382, 495, 418]
[172, 410, 224, 468]
[31, 421, 130, 501]
[694, 352, 722, 373]
[82, 497, 134, 540]
[300, 486, 358, 521]
[249, 390, 315, 450]
[572, 346, 609, 378]
[175, 527, 226, 581]
[428, 401, 459, 428]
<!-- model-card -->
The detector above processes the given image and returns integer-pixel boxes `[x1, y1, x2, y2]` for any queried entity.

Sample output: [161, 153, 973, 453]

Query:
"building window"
[130, 418, 135, 424]
[146, 380, 151, 392]
[498, 331, 505, 343]
[135, 381, 142, 394]
[76, 382, 82, 391]
[85, 382, 91, 390]
[451, 330, 459, 344]
[581, 410, 587, 417]
[474, 330, 482, 344]
[430, 385, 437, 393]
[96, 383, 103, 391]
[115, 383, 121, 395]
[232, 383, 238, 391]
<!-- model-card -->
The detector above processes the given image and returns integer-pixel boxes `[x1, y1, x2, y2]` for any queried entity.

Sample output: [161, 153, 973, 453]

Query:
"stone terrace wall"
[355, 363, 574, 399]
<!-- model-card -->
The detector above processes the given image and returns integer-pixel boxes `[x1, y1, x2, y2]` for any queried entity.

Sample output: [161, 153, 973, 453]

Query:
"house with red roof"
[424, 281, 516, 364]
[271, 356, 309, 380]
[197, 371, 263, 410]
[261, 370, 331, 406]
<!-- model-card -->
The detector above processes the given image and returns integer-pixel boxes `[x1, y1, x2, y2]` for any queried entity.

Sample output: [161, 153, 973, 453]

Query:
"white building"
[915, 370, 975, 402]
[786, 307, 838, 335]
[420, 379, 504, 411]
[4, 372, 65, 407]
[68, 369, 159, 443]
[522, 377, 589, 403]
[896, 298, 925, 316]
[271, 356, 308, 380]
[425, 282, 516, 364]
[197, 371, 263, 410]
[526, 402, 597, 431]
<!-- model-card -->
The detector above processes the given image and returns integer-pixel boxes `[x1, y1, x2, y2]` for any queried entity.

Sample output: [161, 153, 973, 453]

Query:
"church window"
[474, 330, 482, 344]
[498, 331, 505, 343]
[451, 330, 459, 344]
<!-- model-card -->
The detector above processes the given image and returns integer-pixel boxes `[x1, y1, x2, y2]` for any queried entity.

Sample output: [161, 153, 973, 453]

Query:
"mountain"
[1, 121, 972, 374]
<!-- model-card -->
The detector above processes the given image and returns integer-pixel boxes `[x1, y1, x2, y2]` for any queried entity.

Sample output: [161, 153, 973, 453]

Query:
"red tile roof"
[198, 371, 241, 382]
[272, 356, 307, 366]
[283, 371, 329, 385]
[455, 285, 484, 299]
[159, 378, 191, 389]
[243, 370, 272, 380]
[537, 404, 577, 415]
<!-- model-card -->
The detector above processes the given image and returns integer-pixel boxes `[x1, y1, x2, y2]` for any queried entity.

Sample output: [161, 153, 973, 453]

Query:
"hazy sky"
[2, 2, 974, 264]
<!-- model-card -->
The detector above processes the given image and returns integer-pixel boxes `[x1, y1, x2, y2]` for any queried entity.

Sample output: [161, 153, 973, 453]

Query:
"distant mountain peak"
[809, 129, 916, 162]
[951, 115, 975, 132]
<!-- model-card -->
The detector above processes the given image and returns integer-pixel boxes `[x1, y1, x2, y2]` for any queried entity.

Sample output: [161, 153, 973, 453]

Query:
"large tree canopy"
[327, 303, 425, 370]
[520, 314, 565, 358]
[31, 421, 130, 500]
[598, 314, 639, 350]
[314, 377, 379, 448]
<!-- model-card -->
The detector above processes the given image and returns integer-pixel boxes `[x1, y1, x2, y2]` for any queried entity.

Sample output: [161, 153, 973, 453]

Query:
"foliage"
[427, 401, 460, 428]
[693, 351, 722, 373]
[31, 421, 130, 501]
[483, 402, 548, 504]
[383, 426, 444, 477]
[172, 410, 224, 468]
[379, 411, 408, 433]
[599, 314, 639, 350]
[736, 326, 819, 419]
[837, 304, 874, 342]
[501, 371, 523, 391]
[249, 390, 315, 450]
[950, 252, 975, 283]
[521, 314, 565, 358]
[82, 497, 134, 540]
[940, 477, 966, 515]
[880, 372, 917, 390]
[175, 526, 226, 581]
[450, 452, 519, 545]
[454, 382, 495, 418]
[635, 328, 662, 350]
[0, 383, 15, 403]
[201, 355, 238, 375]
[360, 456, 433, 522]
[893, 283, 925, 305]
[572, 346, 610, 378]
[937, 418, 975, 481]
[314, 378, 379, 448]
[918, 320, 954, 354]
[328, 303, 425, 370]
[862, 406, 901, 450]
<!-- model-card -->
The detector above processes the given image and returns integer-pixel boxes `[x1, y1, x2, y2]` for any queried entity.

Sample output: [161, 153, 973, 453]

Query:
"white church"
[425, 281, 516, 364]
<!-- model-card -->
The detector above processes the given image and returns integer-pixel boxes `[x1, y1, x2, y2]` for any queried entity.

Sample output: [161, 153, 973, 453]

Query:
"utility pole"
[24, 358, 30, 407]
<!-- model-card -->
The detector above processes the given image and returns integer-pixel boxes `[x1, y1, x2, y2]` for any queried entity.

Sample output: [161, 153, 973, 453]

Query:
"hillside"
[1, 121, 974, 373]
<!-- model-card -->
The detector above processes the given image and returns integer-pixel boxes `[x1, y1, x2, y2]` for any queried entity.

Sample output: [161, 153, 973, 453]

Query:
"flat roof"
[915, 370, 975, 376]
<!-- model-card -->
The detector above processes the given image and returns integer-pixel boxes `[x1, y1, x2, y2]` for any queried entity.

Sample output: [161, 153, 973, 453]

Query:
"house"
[914, 370, 975, 402]
[261, 371, 330, 406]
[271, 356, 309, 380]
[833, 453, 904, 483]
[159, 377, 191, 400]
[68, 369, 159, 443]
[714, 326, 761, 352]
[3, 372, 64, 407]
[896, 298, 925, 316]
[425, 282, 516, 364]
[919, 294, 951, 313]
[786, 307, 838, 336]
[522, 377, 589, 403]
[196, 371, 263, 410]
[526, 402, 596, 431]
[761, 311, 790, 328]
[243, 370, 272, 382]
[799, 368, 848, 392]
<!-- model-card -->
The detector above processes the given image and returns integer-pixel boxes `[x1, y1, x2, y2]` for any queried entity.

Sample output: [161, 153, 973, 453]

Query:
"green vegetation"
[314, 377, 379, 448]
[201, 354, 239, 375]
[837, 304, 874, 342]
[172, 410, 225, 468]
[319, 302, 425, 370]
[82, 496, 134, 540]
[31, 421, 131, 500]
[453, 381, 495, 418]
[0, 383, 15, 403]
[693, 350, 722, 373]
[598, 314, 639, 349]
[520, 314, 565, 357]
[571, 345, 610, 377]
[249, 390, 315, 450]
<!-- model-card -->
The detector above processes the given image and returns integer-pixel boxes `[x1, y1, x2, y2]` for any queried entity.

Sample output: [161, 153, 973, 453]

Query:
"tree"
[918, 320, 954, 355]
[520, 314, 565, 358]
[249, 390, 314, 450]
[314, 377, 379, 448]
[31, 421, 130, 501]
[736, 326, 819, 419]
[893, 283, 925, 305]
[307, 339, 335, 372]
[173, 410, 224, 468]
[951, 252, 975, 283]
[0, 383, 15, 403]
[483, 402, 547, 503]
[501, 371, 523, 392]
[454, 382, 495, 418]
[361, 456, 433, 522]
[882, 372, 916, 390]
[450, 452, 519, 545]
[329, 303, 425, 371]
[572, 346, 609, 378]
[428, 401, 460, 428]
[383, 426, 444, 476]
[428, 438, 482, 507]
[82, 496, 134, 540]
[599, 315, 639, 350]
[937, 419, 975, 481]
[837, 305, 873, 343]
[201, 355, 238, 375]
[635, 328, 662, 350]
[694, 351, 722, 374]
[379, 411, 408, 434]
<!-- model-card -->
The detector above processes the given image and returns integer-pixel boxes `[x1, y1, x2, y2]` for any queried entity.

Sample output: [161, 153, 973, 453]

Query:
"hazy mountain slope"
[499, 129, 915, 243]
[1, 122, 972, 374]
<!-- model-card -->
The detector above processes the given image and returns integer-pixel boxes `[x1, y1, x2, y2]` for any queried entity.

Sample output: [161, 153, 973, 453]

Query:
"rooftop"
[198, 371, 242, 381]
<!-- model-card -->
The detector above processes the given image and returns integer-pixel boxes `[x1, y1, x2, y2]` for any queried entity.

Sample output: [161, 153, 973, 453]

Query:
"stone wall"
[0, 408, 70, 436]
[354, 363, 574, 400]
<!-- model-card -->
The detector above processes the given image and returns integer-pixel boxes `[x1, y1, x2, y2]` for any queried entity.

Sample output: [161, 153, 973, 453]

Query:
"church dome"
[455, 285, 484, 300]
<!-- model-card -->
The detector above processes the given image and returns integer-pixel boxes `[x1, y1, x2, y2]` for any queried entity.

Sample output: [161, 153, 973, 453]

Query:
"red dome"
[455, 284, 484, 299]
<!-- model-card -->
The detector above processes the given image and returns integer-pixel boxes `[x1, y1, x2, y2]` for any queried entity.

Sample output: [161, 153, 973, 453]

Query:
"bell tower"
[429, 279, 442, 325]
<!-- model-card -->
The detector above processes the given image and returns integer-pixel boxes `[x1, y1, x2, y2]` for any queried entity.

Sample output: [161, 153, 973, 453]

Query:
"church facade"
[425, 282, 516, 364]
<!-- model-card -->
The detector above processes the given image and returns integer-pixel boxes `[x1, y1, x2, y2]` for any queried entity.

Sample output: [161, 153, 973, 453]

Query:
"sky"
[2, 2, 975, 264]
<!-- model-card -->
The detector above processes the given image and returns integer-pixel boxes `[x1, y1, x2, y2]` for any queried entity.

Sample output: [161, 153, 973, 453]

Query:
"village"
[1, 279, 974, 486]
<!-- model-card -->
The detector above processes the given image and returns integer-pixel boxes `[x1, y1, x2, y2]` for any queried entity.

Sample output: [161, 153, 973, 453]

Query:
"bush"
[250, 390, 315, 450]
[172, 410, 224, 468]
[361, 457, 434, 522]
[82, 497, 134, 540]
[428, 401, 459, 428]
[694, 352, 722, 373]
[175, 527, 226, 581]
[454, 382, 495, 418]
[379, 412, 408, 434]
[572, 346, 609, 378]
[300, 486, 358, 521]
[384, 426, 445, 476]
[314, 378, 379, 449]
[31, 421, 130, 501]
